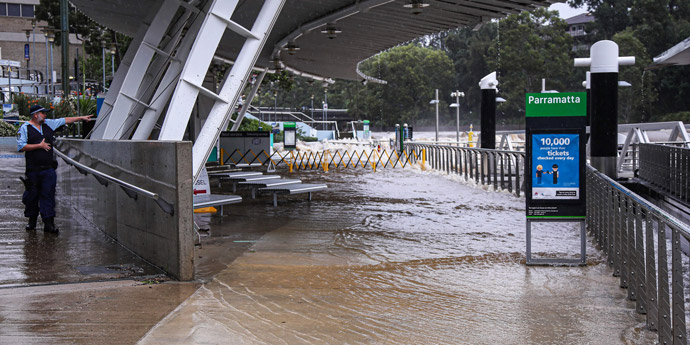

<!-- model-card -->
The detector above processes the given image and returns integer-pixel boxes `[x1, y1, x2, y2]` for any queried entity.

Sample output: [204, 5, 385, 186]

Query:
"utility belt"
[26, 161, 58, 173]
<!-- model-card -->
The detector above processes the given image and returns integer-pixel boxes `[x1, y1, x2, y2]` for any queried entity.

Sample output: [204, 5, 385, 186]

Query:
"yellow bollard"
[422, 149, 426, 169]
[468, 124, 474, 148]
[219, 148, 225, 166]
[371, 161, 376, 172]
[289, 163, 293, 173]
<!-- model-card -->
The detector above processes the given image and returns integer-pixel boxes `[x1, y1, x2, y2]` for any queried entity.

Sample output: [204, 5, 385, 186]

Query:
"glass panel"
[0, 3, 8, 16]
[7, 3, 19, 16]
[21, 4, 33, 18]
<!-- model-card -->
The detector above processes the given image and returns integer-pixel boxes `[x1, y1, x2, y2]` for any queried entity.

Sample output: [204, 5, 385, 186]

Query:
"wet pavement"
[0, 142, 197, 344]
[0, 138, 659, 344]
[143, 167, 657, 344]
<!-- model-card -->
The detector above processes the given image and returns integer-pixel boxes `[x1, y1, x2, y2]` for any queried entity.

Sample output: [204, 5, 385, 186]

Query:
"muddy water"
[141, 168, 656, 344]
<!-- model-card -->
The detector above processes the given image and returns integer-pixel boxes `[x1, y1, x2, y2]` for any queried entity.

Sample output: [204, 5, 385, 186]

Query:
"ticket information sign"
[525, 93, 586, 219]
[531, 133, 580, 200]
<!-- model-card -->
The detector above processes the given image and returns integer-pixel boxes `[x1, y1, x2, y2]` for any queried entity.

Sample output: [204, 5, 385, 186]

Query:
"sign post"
[525, 92, 587, 266]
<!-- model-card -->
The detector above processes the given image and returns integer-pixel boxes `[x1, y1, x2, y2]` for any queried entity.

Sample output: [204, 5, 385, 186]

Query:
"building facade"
[0, 0, 82, 96]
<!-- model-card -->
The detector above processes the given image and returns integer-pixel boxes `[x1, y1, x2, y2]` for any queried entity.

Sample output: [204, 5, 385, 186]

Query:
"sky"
[549, 2, 590, 19]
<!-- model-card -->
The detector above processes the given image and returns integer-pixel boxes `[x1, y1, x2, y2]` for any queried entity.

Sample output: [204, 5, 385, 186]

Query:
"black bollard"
[575, 40, 634, 178]
[479, 72, 497, 149]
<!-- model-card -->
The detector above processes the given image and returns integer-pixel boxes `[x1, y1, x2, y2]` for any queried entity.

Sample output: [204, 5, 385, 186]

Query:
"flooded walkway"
[141, 168, 656, 344]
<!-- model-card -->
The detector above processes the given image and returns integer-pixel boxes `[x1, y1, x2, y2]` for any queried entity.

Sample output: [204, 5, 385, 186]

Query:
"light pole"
[310, 94, 314, 121]
[31, 20, 36, 77]
[450, 90, 465, 144]
[101, 39, 107, 92]
[42, 28, 50, 96]
[273, 89, 278, 123]
[323, 87, 328, 130]
[48, 31, 55, 97]
[109, 43, 116, 78]
[25, 30, 31, 73]
[429, 89, 440, 142]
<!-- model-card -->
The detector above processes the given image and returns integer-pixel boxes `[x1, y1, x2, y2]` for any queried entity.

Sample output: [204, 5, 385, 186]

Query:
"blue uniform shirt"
[17, 118, 66, 152]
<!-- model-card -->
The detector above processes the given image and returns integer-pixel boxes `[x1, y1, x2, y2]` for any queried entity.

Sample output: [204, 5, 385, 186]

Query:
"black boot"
[25, 216, 37, 231]
[43, 217, 59, 234]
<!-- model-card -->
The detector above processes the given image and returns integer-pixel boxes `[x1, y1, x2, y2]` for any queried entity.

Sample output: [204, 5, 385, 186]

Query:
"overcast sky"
[549, 2, 589, 19]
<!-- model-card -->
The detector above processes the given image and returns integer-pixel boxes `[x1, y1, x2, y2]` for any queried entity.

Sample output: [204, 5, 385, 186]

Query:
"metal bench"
[193, 194, 242, 214]
[207, 171, 263, 188]
[220, 173, 277, 192]
[259, 183, 328, 207]
[238, 178, 303, 199]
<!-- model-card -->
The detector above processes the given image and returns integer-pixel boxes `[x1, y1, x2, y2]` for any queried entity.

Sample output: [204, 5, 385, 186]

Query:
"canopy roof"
[653, 36, 690, 68]
[71, 0, 555, 81]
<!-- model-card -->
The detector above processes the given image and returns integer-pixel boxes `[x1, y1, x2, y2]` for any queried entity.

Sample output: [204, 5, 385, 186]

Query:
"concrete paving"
[0, 140, 659, 344]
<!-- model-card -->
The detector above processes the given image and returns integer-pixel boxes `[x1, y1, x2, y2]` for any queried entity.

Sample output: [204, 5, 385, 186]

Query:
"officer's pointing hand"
[40, 138, 51, 151]
[82, 115, 93, 122]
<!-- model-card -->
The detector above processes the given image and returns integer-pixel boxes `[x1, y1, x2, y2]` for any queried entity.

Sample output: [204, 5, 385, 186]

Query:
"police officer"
[17, 105, 92, 233]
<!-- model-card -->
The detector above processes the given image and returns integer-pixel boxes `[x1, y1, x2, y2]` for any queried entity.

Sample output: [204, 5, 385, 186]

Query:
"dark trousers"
[22, 168, 57, 219]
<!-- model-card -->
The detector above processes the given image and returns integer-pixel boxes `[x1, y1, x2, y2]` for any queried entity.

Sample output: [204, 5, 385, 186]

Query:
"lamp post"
[109, 43, 116, 78]
[429, 89, 440, 142]
[101, 39, 106, 92]
[31, 20, 36, 77]
[323, 87, 328, 130]
[450, 90, 465, 144]
[310, 94, 314, 121]
[273, 89, 278, 123]
[25, 29, 31, 73]
[42, 28, 50, 96]
[48, 31, 55, 97]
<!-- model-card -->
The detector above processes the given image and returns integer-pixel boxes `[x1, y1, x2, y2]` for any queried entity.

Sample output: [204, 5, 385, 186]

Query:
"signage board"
[525, 92, 586, 219]
[24, 44, 30, 61]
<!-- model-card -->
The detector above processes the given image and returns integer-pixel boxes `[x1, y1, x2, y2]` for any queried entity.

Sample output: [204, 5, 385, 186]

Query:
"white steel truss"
[158, 0, 285, 180]
[91, 0, 180, 139]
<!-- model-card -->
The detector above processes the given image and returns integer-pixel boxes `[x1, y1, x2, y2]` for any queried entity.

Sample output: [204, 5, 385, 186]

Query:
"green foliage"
[658, 111, 690, 123]
[488, 9, 577, 122]
[613, 29, 658, 123]
[0, 121, 17, 137]
[235, 117, 271, 132]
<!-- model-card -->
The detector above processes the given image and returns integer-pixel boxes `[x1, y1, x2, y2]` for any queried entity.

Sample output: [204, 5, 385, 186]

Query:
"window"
[0, 4, 6, 16]
[21, 4, 33, 18]
[7, 3, 19, 16]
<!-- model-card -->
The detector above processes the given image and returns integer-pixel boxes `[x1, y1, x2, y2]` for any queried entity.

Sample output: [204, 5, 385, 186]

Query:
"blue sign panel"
[531, 133, 580, 200]
[24, 44, 30, 60]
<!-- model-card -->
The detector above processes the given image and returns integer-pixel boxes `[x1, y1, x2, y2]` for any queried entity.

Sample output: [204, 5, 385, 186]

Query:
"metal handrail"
[635, 143, 690, 203]
[54, 148, 175, 215]
[587, 165, 690, 343]
[406, 143, 525, 197]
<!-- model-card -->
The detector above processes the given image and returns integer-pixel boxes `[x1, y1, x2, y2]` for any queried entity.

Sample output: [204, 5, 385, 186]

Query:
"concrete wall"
[55, 139, 194, 280]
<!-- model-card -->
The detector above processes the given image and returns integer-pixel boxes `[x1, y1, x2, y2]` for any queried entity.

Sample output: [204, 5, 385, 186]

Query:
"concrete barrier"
[55, 139, 194, 280]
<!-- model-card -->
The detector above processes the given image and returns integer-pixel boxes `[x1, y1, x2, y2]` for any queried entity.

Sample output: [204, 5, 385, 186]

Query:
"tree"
[613, 29, 658, 123]
[487, 9, 576, 124]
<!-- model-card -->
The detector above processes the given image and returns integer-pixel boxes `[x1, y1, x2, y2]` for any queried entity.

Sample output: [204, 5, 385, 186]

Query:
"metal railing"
[636, 143, 690, 203]
[54, 147, 175, 215]
[587, 165, 690, 344]
[405, 143, 525, 197]
[218, 147, 423, 172]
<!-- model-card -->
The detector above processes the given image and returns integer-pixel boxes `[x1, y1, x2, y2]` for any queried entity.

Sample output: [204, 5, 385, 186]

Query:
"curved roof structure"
[71, 0, 555, 81]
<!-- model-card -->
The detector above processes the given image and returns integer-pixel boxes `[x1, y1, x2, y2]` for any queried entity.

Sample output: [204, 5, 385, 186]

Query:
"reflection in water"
[140, 168, 655, 344]
[23, 232, 59, 284]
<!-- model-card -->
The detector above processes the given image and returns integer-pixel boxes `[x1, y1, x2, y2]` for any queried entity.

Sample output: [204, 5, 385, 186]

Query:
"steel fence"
[587, 165, 690, 344]
[405, 143, 525, 197]
[637, 143, 690, 203]
[219, 147, 424, 172]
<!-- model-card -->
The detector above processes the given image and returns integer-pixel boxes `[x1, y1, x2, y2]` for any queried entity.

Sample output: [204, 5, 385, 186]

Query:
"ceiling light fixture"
[403, 0, 429, 15]
[320, 24, 342, 39]
[283, 41, 300, 55]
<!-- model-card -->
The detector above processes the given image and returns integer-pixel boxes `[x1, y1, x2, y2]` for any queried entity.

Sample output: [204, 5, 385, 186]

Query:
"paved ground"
[0, 140, 658, 344]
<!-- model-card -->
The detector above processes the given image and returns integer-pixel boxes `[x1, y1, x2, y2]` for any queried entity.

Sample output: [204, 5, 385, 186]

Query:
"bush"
[657, 111, 690, 123]
[0, 121, 17, 137]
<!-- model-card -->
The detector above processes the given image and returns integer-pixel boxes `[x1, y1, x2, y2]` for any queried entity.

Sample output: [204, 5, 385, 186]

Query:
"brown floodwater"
[140, 167, 656, 344]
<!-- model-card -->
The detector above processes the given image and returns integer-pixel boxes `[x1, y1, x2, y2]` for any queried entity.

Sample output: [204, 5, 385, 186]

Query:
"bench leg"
[233, 182, 237, 193]
[252, 188, 256, 199]
[308, 192, 312, 201]
[273, 193, 277, 207]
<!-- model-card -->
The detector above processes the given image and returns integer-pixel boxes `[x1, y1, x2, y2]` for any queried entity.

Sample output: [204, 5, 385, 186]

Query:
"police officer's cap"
[29, 105, 52, 116]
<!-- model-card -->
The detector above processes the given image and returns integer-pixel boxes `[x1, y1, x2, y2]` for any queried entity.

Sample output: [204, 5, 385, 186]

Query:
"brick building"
[1, 0, 82, 95]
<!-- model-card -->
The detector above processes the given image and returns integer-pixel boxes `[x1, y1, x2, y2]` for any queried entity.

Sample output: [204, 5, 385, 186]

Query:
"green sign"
[525, 92, 587, 117]
[283, 122, 296, 129]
